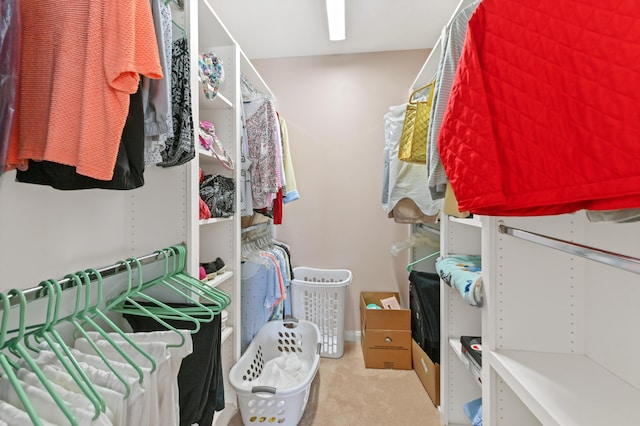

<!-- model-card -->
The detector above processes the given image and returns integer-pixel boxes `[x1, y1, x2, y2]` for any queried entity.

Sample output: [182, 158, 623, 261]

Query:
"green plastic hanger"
[61, 272, 143, 391]
[108, 256, 202, 348]
[134, 249, 219, 320]
[0, 292, 43, 425]
[142, 251, 216, 318]
[125, 248, 227, 330]
[164, 245, 231, 310]
[75, 269, 159, 373]
[105, 257, 204, 334]
[406, 251, 441, 272]
[67, 272, 132, 398]
[65, 270, 152, 381]
[5, 289, 79, 426]
[27, 279, 104, 419]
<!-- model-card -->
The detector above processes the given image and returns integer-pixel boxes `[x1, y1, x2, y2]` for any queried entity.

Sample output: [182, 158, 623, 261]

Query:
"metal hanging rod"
[498, 224, 640, 275]
[416, 223, 441, 236]
[241, 221, 273, 241]
[5, 244, 186, 308]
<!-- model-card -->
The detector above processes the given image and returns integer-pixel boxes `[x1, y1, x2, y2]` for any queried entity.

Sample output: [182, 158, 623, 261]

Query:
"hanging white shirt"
[16, 368, 114, 424]
[85, 329, 192, 426]
[40, 364, 127, 426]
[36, 346, 148, 426]
[0, 400, 56, 426]
[74, 337, 168, 426]
[0, 376, 109, 425]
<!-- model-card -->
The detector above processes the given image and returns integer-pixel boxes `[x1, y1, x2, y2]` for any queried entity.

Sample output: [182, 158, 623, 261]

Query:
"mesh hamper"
[290, 267, 353, 358]
[230, 319, 321, 426]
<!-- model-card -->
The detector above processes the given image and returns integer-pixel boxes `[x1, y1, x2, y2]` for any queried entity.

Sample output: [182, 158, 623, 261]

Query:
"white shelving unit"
[183, 1, 277, 423]
[439, 215, 483, 426]
[480, 213, 640, 426]
[438, 210, 640, 426]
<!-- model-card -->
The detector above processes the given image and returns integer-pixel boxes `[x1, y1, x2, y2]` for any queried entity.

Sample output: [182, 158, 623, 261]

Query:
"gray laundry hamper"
[290, 267, 352, 358]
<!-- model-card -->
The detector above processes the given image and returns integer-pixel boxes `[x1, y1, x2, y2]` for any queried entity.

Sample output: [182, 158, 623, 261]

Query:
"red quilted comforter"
[438, 0, 640, 216]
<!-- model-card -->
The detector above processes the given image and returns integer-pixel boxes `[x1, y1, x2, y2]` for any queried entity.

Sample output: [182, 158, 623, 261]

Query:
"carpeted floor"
[229, 340, 441, 425]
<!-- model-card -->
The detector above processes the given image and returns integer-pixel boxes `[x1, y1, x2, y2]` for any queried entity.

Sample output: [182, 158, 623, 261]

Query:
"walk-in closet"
[2, 0, 640, 425]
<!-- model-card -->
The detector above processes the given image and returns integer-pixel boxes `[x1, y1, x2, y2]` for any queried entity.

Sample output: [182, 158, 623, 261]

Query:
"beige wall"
[252, 49, 430, 335]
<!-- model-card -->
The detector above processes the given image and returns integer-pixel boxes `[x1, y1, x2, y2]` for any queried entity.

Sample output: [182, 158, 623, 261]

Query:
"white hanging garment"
[0, 400, 56, 426]
[0, 376, 107, 425]
[16, 368, 114, 425]
[85, 330, 193, 426]
[384, 104, 442, 218]
[74, 338, 165, 426]
[40, 364, 128, 426]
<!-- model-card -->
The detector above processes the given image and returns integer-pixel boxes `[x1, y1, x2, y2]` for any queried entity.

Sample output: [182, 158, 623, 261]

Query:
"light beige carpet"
[229, 341, 441, 425]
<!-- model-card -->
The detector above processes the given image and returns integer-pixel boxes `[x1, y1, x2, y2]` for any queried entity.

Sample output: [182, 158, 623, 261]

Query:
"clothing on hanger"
[158, 36, 194, 168]
[426, 0, 480, 200]
[16, 81, 146, 190]
[383, 104, 443, 220]
[6, 0, 162, 181]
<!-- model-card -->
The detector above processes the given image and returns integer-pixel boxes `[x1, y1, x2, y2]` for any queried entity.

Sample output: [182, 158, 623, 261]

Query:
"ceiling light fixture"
[325, 0, 346, 41]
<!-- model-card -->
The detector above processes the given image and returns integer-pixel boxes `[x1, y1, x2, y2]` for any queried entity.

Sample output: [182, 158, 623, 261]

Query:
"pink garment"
[261, 251, 286, 308]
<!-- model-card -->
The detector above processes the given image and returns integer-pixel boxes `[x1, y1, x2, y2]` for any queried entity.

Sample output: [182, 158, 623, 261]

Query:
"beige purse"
[443, 183, 471, 218]
[398, 80, 435, 163]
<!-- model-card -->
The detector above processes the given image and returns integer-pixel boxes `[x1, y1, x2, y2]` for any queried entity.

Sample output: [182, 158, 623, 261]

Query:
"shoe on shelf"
[213, 257, 226, 273]
[200, 262, 217, 280]
[200, 257, 225, 280]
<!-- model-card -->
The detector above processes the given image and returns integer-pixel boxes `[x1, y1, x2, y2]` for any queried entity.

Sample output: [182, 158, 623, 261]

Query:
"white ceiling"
[208, 0, 461, 59]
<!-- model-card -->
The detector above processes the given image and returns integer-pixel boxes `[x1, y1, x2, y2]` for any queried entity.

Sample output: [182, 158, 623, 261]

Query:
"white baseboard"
[344, 330, 361, 342]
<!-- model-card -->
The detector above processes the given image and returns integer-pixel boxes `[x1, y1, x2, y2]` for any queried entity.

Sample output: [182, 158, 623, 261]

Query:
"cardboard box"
[412, 339, 440, 406]
[360, 292, 412, 370]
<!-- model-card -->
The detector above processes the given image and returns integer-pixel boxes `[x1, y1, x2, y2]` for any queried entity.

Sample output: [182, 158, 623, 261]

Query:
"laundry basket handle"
[282, 317, 299, 329]
[251, 386, 277, 395]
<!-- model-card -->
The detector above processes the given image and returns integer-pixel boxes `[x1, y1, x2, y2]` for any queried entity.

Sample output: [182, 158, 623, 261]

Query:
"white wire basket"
[290, 267, 352, 358]
[229, 319, 321, 426]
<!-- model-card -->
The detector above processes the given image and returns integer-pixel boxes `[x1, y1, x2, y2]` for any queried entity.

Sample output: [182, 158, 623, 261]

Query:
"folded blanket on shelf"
[436, 255, 483, 307]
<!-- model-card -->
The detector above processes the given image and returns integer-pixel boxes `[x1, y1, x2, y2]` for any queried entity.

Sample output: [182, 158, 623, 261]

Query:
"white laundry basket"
[290, 267, 352, 358]
[229, 319, 321, 426]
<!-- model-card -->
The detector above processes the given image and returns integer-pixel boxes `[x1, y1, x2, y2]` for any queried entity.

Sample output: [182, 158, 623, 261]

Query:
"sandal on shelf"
[199, 121, 234, 170]
[200, 257, 226, 280]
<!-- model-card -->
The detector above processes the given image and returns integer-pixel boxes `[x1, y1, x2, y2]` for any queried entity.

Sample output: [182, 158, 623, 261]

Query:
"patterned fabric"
[243, 98, 281, 210]
[198, 50, 225, 100]
[240, 105, 254, 216]
[159, 37, 194, 167]
[200, 174, 235, 218]
[160, 3, 174, 140]
[436, 255, 483, 307]
[144, 0, 173, 166]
